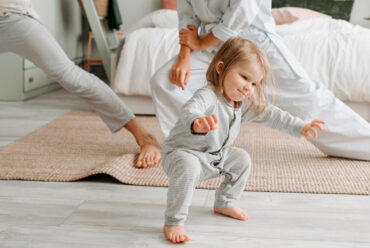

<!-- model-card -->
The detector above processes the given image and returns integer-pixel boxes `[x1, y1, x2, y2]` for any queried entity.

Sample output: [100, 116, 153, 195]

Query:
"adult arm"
[169, 45, 191, 90]
[169, 0, 201, 89]
[179, 26, 220, 51]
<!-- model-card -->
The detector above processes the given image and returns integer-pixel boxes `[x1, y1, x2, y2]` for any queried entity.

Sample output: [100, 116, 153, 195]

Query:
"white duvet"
[113, 10, 370, 103]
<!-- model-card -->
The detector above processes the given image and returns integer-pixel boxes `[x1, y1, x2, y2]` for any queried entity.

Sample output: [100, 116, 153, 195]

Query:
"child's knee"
[164, 151, 201, 179]
[177, 160, 201, 181]
[232, 148, 252, 170]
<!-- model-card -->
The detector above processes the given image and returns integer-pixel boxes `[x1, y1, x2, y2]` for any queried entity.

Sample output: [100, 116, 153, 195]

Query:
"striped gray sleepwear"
[162, 87, 306, 226]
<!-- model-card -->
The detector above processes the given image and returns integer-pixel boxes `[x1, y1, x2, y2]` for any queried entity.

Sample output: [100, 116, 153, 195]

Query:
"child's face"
[220, 60, 264, 104]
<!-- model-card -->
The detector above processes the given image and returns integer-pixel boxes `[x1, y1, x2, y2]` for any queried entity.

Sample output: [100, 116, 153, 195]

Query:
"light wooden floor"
[0, 89, 369, 248]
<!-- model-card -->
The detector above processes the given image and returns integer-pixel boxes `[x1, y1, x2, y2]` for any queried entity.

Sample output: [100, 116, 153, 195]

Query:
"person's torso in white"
[179, 0, 276, 38]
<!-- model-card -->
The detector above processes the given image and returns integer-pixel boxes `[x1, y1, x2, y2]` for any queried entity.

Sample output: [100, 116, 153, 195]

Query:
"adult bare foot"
[213, 205, 248, 221]
[163, 225, 190, 244]
[135, 135, 161, 168]
[123, 118, 161, 168]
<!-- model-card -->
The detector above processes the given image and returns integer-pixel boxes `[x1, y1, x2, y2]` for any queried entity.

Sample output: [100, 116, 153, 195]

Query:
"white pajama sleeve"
[177, 0, 201, 31]
[241, 105, 306, 138]
[179, 88, 217, 134]
[212, 0, 261, 41]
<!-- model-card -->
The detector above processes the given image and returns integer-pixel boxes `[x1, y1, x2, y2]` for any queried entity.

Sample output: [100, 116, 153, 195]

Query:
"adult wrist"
[178, 53, 190, 61]
[178, 46, 191, 60]
[198, 39, 205, 51]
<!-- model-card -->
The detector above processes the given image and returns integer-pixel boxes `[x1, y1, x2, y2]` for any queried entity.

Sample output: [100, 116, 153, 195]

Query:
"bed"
[89, 0, 370, 121]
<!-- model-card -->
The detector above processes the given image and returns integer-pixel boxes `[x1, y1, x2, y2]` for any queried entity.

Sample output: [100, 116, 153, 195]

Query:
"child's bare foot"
[213, 205, 248, 221]
[163, 225, 190, 244]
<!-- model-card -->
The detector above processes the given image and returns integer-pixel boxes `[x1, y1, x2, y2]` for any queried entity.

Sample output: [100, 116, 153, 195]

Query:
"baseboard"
[118, 94, 155, 115]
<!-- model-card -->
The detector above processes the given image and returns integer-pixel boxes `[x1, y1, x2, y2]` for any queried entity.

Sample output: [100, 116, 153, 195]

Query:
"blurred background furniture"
[79, 0, 121, 81]
[81, 0, 123, 73]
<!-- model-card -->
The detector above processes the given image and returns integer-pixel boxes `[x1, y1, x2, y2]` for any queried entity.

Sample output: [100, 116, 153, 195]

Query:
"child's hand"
[192, 114, 218, 134]
[301, 120, 325, 138]
[179, 25, 202, 51]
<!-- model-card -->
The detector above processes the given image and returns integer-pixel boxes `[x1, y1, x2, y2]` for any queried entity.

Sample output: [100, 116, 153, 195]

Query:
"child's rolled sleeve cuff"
[290, 119, 306, 138]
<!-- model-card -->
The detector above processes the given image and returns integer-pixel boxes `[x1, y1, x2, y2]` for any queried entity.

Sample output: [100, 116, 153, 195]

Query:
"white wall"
[32, 0, 84, 60]
[350, 0, 370, 28]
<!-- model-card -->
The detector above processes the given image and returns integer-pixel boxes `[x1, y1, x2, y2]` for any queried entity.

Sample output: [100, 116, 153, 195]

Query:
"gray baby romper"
[162, 87, 305, 226]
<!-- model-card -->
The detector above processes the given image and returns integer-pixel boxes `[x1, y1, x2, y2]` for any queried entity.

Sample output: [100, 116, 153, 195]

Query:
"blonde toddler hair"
[206, 37, 275, 114]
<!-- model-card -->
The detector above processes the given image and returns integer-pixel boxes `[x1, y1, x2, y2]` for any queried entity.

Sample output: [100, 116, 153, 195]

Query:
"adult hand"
[169, 56, 190, 90]
[192, 114, 218, 134]
[179, 25, 202, 51]
[301, 120, 325, 138]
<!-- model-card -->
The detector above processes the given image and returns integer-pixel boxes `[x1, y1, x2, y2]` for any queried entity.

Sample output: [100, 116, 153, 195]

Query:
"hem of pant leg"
[164, 222, 185, 226]
[165, 218, 185, 226]
[110, 114, 136, 134]
[214, 201, 233, 209]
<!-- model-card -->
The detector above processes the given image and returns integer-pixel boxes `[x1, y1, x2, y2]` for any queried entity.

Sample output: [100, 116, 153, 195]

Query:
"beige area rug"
[0, 110, 369, 195]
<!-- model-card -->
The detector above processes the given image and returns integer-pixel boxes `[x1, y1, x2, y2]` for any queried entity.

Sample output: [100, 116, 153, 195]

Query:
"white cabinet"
[0, 0, 84, 101]
[23, 67, 52, 92]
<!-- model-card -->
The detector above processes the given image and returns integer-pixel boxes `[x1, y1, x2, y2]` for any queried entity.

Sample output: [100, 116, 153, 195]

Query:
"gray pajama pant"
[162, 146, 252, 226]
[0, 14, 135, 133]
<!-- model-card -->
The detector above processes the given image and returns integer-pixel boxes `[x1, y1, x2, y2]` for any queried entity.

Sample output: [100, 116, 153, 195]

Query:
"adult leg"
[245, 29, 370, 160]
[150, 50, 213, 137]
[0, 14, 160, 166]
[0, 15, 133, 132]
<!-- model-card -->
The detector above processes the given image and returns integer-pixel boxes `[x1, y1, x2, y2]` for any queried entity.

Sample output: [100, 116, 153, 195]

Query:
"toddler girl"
[161, 37, 324, 243]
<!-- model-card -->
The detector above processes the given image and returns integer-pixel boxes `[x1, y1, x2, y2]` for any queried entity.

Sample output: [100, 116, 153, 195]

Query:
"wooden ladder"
[80, 0, 121, 82]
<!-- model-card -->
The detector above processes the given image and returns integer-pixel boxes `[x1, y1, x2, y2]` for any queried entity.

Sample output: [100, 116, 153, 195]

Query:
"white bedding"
[113, 10, 370, 103]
